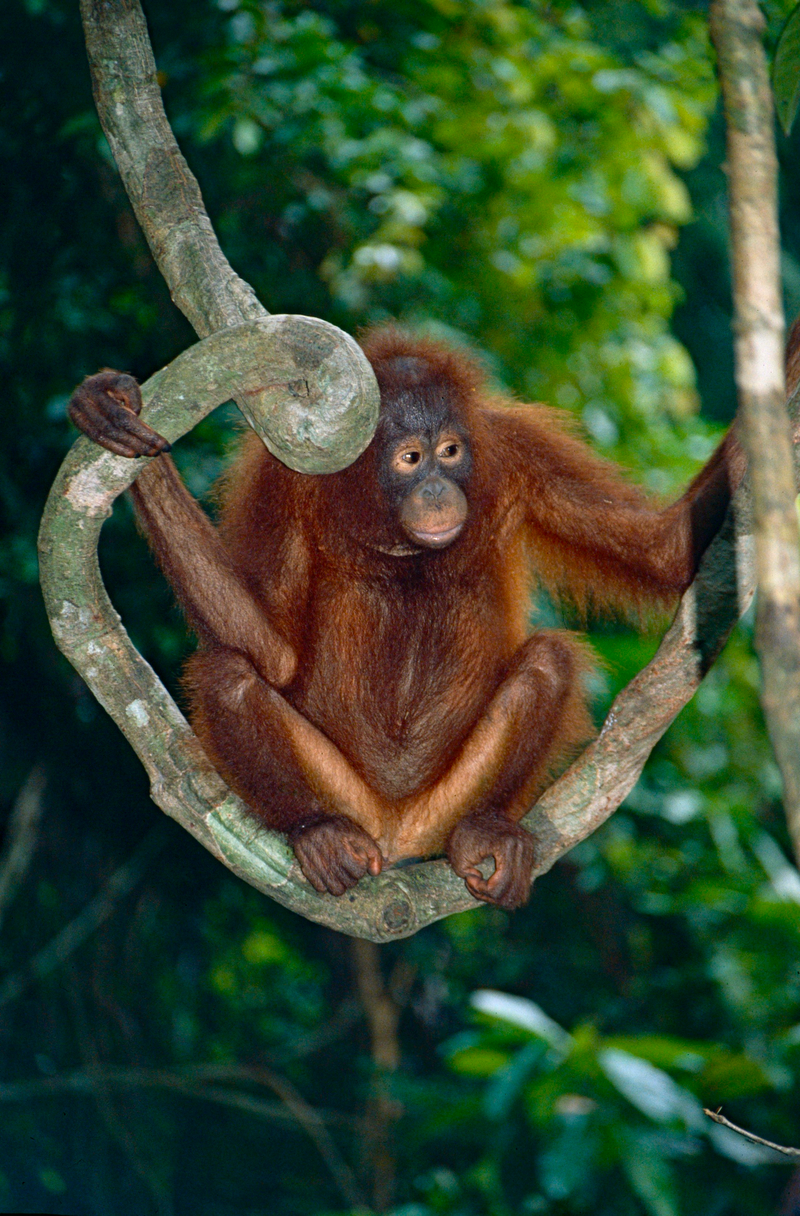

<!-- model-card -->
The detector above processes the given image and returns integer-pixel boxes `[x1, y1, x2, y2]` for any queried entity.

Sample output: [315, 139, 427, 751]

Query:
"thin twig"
[0, 824, 168, 1011]
[0, 1064, 360, 1128]
[235, 1064, 366, 1209]
[0, 764, 46, 936]
[0, 1064, 366, 1207]
[67, 970, 172, 1216]
[270, 996, 361, 1063]
[704, 1108, 800, 1158]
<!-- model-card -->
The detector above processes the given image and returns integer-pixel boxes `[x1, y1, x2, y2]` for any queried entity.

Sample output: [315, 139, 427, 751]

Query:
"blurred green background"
[3, 0, 800, 1212]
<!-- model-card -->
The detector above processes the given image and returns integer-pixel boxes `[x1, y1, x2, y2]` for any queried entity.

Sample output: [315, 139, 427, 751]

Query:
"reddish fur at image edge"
[67, 322, 797, 907]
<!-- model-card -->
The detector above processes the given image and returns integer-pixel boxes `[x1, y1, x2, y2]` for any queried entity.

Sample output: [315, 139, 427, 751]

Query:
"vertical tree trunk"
[351, 940, 401, 1210]
[710, 0, 800, 863]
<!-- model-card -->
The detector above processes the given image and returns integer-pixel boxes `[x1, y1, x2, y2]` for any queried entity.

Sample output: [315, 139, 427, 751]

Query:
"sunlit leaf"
[447, 1046, 510, 1076]
[599, 1049, 704, 1128]
[470, 990, 572, 1051]
[605, 1035, 707, 1071]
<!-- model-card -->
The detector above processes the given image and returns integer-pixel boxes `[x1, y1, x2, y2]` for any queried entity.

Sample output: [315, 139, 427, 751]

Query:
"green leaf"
[774, 2, 800, 134]
[599, 1049, 704, 1128]
[447, 1046, 510, 1077]
[539, 1118, 596, 1201]
[621, 1135, 680, 1216]
[470, 989, 572, 1051]
[484, 1041, 544, 1121]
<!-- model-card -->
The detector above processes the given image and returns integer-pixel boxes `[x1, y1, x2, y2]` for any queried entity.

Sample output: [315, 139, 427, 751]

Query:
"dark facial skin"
[377, 393, 472, 550]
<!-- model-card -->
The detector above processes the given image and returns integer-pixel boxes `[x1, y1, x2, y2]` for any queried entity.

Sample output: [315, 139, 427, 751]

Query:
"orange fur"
[127, 328, 750, 888]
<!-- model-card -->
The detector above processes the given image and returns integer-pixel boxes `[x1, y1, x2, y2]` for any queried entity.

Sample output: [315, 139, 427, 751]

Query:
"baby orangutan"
[69, 329, 749, 908]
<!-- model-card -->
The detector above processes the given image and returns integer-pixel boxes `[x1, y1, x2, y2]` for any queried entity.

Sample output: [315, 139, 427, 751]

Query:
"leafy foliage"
[195, 0, 718, 479]
[774, 2, 800, 134]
